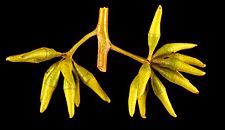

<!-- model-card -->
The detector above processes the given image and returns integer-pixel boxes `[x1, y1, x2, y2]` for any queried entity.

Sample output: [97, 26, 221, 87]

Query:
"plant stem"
[96, 7, 110, 72]
[68, 29, 97, 56]
[110, 44, 148, 64]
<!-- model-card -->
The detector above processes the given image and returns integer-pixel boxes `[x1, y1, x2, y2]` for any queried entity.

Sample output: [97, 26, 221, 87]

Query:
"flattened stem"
[96, 7, 111, 72]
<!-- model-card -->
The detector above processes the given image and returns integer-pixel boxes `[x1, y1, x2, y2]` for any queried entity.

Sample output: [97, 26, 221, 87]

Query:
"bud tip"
[106, 97, 111, 103]
[194, 89, 199, 94]
[69, 114, 74, 118]
[158, 5, 162, 9]
[172, 113, 177, 118]
[40, 105, 45, 113]
[6, 56, 11, 61]
[141, 115, 147, 119]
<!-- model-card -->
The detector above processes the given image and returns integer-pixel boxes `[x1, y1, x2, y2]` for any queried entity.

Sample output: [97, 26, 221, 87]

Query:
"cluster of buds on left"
[6, 7, 114, 118]
[6, 47, 110, 118]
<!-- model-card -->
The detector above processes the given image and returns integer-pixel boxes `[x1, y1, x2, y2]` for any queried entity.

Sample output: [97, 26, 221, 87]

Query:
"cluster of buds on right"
[128, 5, 206, 118]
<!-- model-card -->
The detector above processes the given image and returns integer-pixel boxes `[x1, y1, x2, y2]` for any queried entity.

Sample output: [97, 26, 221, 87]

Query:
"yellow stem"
[110, 44, 148, 64]
[68, 29, 97, 56]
